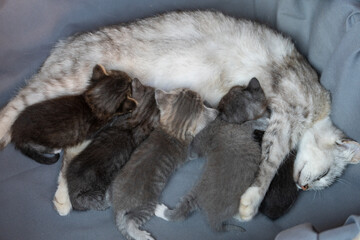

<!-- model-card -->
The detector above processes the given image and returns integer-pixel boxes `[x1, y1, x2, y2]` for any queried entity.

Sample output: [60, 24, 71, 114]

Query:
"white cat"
[0, 11, 359, 220]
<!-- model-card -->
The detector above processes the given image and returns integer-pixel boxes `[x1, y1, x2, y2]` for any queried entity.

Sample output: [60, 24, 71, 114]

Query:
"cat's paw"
[239, 186, 261, 221]
[53, 188, 72, 216]
[129, 229, 155, 240]
[154, 204, 169, 221]
[0, 131, 11, 150]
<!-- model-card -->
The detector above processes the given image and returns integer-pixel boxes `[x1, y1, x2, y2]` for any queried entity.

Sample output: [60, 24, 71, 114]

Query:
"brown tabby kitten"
[111, 88, 218, 240]
[11, 65, 136, 164]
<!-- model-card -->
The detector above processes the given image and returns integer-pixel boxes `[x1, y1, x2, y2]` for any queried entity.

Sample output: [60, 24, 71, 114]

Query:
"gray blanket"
[1, 0, 360, 239]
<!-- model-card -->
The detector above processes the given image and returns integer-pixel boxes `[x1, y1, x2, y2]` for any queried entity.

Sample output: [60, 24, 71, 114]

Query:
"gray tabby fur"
[111, 88, 218, 240]
[155, 78, 268, 232]
[0, 11, 359, 220]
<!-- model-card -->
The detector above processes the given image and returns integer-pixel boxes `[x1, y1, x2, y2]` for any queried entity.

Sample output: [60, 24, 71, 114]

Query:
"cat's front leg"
[53, 166, 72, 216]
[53, 140, 91, 216]
[239, 112, 291, 221]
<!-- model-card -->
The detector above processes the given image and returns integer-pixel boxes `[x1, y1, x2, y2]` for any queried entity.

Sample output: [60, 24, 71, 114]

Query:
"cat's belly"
[114, 46, 271, 107]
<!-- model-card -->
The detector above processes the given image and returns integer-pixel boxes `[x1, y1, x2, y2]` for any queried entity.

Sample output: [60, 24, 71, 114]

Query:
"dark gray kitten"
[155, 78, 269, 232]
[111, 88, 218, 240]
[65, 78, 159, 211]
[11, 65, 136, 164]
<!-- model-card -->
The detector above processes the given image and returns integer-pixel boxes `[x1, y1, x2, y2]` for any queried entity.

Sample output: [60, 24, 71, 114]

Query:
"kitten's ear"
[336, 139, 360, 164]
[247, 78, 261, 91]
[120, 97, 138, 113]
[155, 89, 170, 108]
[204, 106, 219, 123]
[194, 106, 218, 135]
[132, 78, 143, 89]
[91, 64, 108, 82]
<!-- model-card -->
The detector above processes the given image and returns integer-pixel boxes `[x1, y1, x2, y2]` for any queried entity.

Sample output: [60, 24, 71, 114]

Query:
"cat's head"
[85, 65, 137, 119]
[155, 88, 218, 141]
[218, 78, 267, 124]
[131, 78, 155, 106]
[294, 117, 360, 191]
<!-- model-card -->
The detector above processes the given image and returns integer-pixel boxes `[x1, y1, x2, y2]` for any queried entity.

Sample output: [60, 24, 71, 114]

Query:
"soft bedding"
[1, 0, 360, 239]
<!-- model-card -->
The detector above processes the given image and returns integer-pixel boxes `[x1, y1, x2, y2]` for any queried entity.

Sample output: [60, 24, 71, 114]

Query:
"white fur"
[154, 204, 170, 221]
[53, 140, 91, 216]
[53, 171, 72, 216]
[294, 117, 359, 190]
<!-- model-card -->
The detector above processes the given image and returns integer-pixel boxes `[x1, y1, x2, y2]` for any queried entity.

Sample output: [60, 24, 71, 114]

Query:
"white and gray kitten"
[0, 11, 359, 220]
[111, 88, 218, 240]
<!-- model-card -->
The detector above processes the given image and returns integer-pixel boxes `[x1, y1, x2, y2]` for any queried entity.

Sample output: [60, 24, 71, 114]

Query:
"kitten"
[63, 78, 159, 212]
[1, 11, 359, 219]
[155, 78, 268, 231]
[11, 65, 136, 164]
[111, 88, 218, 240]
[252, 129, 299, 220]
[259, 147, 299, 220]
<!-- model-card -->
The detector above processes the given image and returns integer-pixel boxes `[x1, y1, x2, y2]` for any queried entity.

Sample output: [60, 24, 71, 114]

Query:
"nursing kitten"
[155, 78, 268, 231]
[251, 129, 299, 220]
[63, 78, 159, 212]
[11, 65, 136, 164]
[259, 147, 299, 220]
[1, 11, 359, 219]
[111, 88, 218, 240]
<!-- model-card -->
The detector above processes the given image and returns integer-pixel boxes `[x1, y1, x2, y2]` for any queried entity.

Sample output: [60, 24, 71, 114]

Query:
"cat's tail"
[155, 194, 198, 221]
[115, 209, 155, 240]
[16, 143, 60, 164]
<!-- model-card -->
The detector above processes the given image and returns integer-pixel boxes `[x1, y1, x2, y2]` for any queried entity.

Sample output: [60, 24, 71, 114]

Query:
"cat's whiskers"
[336, 178, 351, 186]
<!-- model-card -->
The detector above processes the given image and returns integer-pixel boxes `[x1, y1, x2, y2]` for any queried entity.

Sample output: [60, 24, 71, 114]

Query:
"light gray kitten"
[0, 11, 359, 220]
[111, 88, 218, 240]
[155, 78, 268, 232]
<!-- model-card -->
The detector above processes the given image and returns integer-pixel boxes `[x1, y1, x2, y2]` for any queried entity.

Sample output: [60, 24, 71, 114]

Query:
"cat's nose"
[301, 184, 309, 191]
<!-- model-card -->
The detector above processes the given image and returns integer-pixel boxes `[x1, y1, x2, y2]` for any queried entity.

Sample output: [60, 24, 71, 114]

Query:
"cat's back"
[194, 120, 261, 220]
[12, 95, 92, 144]
[112, 128, 187, 204]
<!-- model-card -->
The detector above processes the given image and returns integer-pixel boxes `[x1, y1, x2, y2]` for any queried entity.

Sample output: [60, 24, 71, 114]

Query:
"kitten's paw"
[129, 229, 155, 240]
[53, 189, 72, 216]
[239, 186, 261, 221]
[155, 204, 169, 221]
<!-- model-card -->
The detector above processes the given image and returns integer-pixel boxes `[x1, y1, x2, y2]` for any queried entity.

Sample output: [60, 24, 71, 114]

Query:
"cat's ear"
[132, 78, 143, 90]
[91, 64, 108, 82]
[119, 97, 138, 113]
[336, 139, 360, 164]
[194, 105, 218, 135]
[155, 89, 171, 109]
[247, 78, 261, 91]
[204, 105, 219, 123]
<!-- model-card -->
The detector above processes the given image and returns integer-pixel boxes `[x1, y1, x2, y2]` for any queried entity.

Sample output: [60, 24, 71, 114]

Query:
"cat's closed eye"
[315, 169, 329, 181]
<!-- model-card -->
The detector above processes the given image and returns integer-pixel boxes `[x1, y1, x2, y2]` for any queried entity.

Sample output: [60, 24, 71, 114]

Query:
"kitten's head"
[131, 78, 155, 106]
[85, 65, 137, 119]
[294, 117, 360, 191]
[218, 78, 267, 124]
[155, 88, 218, 141]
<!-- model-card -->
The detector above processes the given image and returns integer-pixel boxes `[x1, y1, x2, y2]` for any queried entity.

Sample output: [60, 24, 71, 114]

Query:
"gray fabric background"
[0, 0, 360, 239]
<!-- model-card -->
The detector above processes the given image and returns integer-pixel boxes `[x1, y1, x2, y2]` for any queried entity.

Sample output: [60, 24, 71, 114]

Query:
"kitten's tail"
[17, 143, 60, 164]
[221, 222, 246, 232]
[155, 194, 198, 221]
[115, 209, 154, 240]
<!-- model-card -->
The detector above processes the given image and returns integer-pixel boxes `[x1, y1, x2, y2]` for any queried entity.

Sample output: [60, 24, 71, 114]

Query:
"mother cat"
[0, 11, 359, 220]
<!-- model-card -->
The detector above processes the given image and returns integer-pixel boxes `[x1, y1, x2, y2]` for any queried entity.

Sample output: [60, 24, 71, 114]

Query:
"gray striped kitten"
[0, 11, 359, 220]
[155, 78, 268, 232]
[111, 88, 218, 240]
